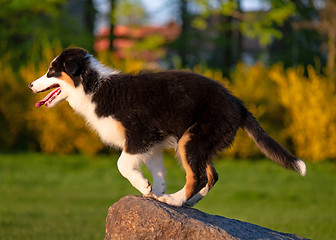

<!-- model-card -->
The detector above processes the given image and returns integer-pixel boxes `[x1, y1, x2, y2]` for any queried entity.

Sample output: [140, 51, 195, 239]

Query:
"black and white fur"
[28, 48, 306, 207]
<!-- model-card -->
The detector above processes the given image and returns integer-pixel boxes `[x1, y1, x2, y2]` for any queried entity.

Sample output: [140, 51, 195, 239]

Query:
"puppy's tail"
[242, 111, 306, 176]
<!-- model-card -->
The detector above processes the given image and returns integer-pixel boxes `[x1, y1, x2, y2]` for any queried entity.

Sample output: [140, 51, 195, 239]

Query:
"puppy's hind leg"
[117, 151, 152, 196]
[156, 132, 208, 207]
[143, 149, 166, 196]
[184, 163, 218, 207]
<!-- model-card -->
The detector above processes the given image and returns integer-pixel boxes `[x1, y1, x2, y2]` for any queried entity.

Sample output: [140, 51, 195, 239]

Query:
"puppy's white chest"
[91, 116, 126, 148]
[67, 90, 126, 149]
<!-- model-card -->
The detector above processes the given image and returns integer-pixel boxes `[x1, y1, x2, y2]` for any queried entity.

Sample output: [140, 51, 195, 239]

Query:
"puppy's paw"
[151, 182, 166, 196]
[156, 194, 185, 207]
[138, 181, 152, 196]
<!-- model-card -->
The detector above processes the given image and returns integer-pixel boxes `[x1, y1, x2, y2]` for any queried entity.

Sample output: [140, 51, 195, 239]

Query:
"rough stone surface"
[105, 195, 309, 240]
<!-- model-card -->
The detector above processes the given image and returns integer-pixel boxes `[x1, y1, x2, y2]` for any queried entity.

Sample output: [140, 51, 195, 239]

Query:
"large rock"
[105, 195, 308, 240]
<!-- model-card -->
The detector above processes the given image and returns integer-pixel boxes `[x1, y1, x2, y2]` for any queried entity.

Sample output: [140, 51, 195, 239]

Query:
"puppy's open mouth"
[35, 84, 61, 108]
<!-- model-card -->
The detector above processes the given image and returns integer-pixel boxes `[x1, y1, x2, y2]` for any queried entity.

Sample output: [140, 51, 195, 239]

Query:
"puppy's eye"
[48, 69, 55, 75]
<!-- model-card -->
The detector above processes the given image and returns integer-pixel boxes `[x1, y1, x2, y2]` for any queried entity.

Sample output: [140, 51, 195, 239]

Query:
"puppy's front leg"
[117, 151, 152, 196]
[143, 149, 166, 196]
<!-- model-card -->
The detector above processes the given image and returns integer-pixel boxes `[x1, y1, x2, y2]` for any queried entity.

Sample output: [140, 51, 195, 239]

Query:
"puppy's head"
[28, 48, 89, 108]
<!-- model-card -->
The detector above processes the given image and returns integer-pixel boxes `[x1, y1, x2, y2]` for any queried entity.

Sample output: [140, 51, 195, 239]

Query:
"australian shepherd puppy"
[28, 48, 306, 207]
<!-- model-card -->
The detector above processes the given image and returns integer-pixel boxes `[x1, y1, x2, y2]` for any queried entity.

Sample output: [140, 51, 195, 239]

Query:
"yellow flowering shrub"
[194, 63, 286, 158]
[270, 65, 336, 162]
[195, 63, 336, 161]
[0, 57, 30, 150]
[97, 50, 150, 73]
[226, 63, 289, 158]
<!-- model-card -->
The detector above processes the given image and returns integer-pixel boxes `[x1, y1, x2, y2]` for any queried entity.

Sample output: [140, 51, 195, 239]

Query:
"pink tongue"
[35, 88, 61, 108]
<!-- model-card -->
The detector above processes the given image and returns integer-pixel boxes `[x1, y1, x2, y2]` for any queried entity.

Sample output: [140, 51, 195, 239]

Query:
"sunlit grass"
[0, 153, 334, 239]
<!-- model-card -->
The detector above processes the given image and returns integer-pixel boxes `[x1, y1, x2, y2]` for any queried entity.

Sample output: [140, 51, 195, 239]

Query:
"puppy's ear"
[64, 57, 81, 76]
[61, 48, 89, 76]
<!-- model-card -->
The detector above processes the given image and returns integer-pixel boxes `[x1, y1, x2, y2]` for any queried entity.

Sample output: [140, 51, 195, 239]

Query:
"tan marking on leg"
[206, 163, 217, 189]
[58, 72, 75, 87]
[178, 133, 196, 200]
[115, 120, 126, 141]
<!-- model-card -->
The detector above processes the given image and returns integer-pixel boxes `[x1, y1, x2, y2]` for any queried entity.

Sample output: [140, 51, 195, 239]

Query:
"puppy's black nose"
[28, 83, 33, 89]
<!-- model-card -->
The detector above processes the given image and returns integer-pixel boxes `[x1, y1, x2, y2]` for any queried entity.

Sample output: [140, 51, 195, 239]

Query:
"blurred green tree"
[115, 0, 148, 25]
[270, 0, 323, 69]
[0, 0, 95, 66]
[170, 0, 297, 75]
[292, 0, 336, 76]
[0, 0, 65, 64]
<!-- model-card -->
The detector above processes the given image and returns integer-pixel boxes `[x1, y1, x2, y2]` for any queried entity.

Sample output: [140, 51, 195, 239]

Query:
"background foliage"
[1, 44, 335, 162]
[270, 65, 336, 161]
[1, 0, 336, 163]
[194, 62, 336, 162]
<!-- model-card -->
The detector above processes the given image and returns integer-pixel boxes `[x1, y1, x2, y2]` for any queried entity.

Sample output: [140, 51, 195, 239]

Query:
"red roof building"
[94, 22, 181, 62]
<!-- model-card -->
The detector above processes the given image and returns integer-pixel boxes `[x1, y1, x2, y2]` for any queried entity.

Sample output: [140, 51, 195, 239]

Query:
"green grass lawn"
[0, 153, 335, 240]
